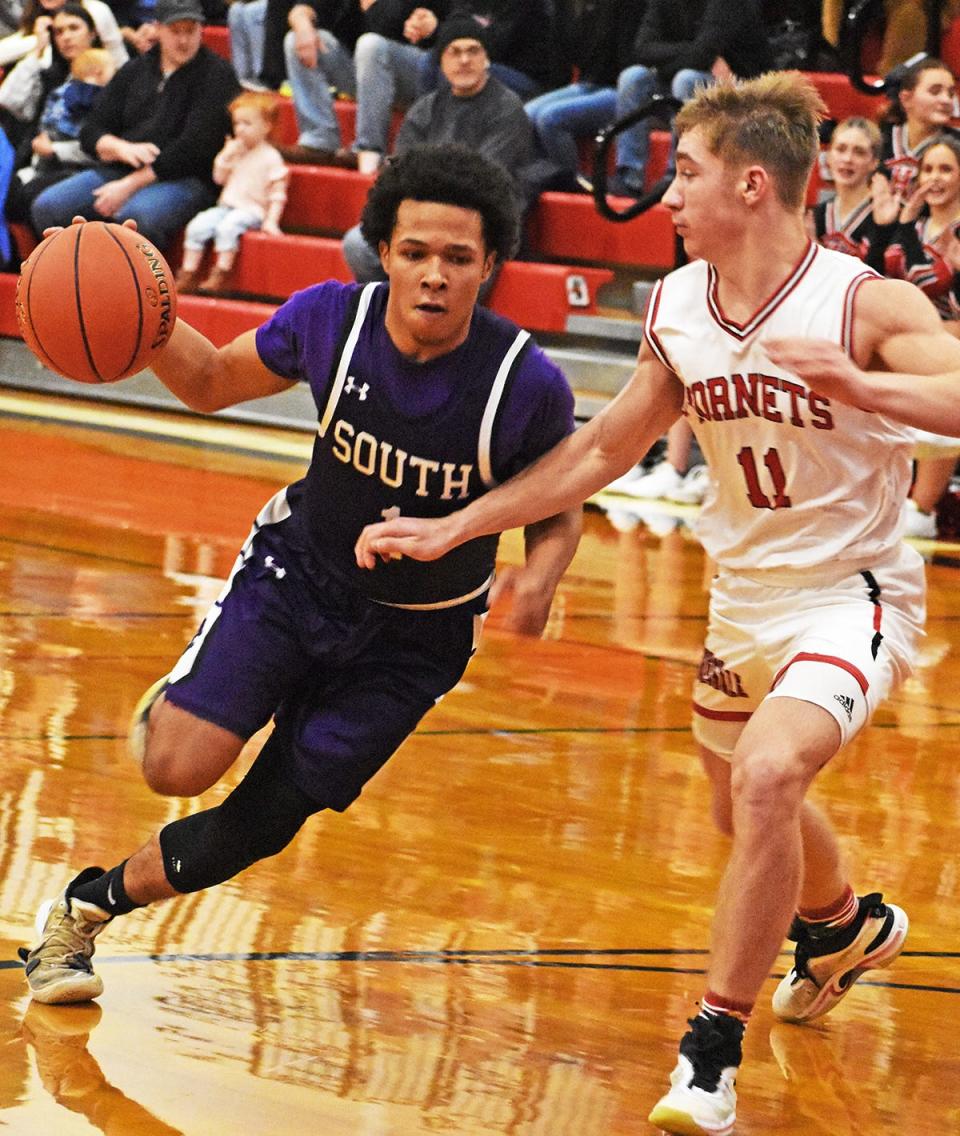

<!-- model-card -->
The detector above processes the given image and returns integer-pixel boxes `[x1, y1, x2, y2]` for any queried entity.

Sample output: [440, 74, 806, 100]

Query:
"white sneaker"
[604, 508, 640, 533]
[648, 1014, 741, 1135]
[666, 464, 710, 505]
[902, 499, 937, 540]
[18, 869, 111, 1004]
[606, 459, 684, 500]
[772, 893, 908, 1023]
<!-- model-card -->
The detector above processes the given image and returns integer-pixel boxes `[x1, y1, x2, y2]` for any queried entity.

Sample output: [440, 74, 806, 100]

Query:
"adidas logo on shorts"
[833, 693, 855, 721]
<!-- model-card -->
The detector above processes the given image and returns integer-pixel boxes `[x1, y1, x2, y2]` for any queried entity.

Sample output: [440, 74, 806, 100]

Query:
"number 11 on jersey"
[736, 446, 792, 509]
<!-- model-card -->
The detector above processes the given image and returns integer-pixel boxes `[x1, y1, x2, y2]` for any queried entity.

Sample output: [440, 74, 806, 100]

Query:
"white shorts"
[692, 543, 926, 758]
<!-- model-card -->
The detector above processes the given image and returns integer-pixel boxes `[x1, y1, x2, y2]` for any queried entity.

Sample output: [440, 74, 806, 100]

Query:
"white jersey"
[645, 243, 914, 580]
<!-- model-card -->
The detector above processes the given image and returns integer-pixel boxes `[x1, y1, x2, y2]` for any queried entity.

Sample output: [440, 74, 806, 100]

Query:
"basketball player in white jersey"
[354, 72, 960, 1135]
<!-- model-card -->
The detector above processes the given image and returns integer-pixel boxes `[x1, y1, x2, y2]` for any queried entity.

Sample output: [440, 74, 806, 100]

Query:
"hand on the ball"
[40, 217, 138, 240]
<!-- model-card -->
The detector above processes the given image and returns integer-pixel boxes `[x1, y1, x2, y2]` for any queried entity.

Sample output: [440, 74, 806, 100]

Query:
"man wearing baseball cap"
[30, 0, 240, 250]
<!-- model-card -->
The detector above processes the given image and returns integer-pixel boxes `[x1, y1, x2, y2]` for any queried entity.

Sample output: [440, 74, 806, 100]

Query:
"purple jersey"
[256, 280, 575, 606]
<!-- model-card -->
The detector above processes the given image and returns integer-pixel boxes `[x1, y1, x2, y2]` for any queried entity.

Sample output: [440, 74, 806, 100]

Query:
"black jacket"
[633, 0, 771, 81]
[79, 44, 239, 186]
[572, 0, 648, 86]
[364, 0, 452, 42]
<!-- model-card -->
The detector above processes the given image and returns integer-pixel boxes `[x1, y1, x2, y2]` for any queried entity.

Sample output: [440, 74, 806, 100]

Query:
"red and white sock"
[797, 885, 858, 934]
[700, 990, 752, 1026]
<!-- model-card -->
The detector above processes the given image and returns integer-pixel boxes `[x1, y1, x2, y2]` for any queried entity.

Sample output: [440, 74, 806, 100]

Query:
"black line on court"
[1, 947, 958, 997]
[7, 717, 960, 744]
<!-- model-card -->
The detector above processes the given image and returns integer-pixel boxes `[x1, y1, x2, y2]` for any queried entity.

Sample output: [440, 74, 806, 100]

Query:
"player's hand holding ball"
[16, 219, 178, 384]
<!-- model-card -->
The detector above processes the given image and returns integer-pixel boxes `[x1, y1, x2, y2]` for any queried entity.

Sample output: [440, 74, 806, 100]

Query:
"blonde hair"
[229, 90, 281, 129]
[675, 71, 826, 209]
[70, 47, 114, 83]
[832, 116, 882, 159]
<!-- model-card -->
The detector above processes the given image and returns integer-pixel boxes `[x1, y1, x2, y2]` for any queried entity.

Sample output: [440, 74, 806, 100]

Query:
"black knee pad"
[158, 732, 320, 894]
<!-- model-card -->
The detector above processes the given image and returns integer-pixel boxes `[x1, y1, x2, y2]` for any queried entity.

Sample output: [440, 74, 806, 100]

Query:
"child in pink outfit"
[177, 91, 288, 293]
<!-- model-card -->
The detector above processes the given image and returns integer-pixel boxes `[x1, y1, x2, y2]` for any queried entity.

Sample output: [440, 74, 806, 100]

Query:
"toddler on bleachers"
[176, 90, 288, 294]
[20, 46, 115, 182]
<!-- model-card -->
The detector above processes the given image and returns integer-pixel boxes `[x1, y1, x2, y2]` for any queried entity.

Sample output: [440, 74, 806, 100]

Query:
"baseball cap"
[155, 0, 204, 24]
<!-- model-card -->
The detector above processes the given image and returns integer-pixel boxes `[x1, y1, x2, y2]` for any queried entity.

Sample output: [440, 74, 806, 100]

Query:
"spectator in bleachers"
[609, 0, 772, 198]
[175, 89, 287, 292]
[822, 0, 960, 77]
[885, 136, 960, 316]
[29, 0, 240, 250]
[275, 0, 362, 162]
[809, 116, 894, 271]
[0, 0, 126, 73]
[340, 16, 531, 292]
[523, 0, 647, 193]
[0, 4, 108, 258]
[880, 134, 960, 537]
[880, 55, 959, 196]
[227, 0, 269, 86]
[271, 0, 361, 162]
[341, 0, 450, 173]
[421, 2, 558, 102]
[176, 90, 286, 293]
[0, 1, 102, 150]
[279, 0, 451, 170]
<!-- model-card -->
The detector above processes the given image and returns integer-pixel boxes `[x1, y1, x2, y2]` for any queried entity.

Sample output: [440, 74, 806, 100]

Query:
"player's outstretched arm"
[355, 344, 685, 567]
[767, 278, 960, 433]
[40, 217, 298, 412]
[151, 320, 297, 413]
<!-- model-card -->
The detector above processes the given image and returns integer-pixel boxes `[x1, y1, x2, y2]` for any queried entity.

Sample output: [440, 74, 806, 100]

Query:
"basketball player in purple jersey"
[19, 144, 581, 1004]
[356, 75, 960, 1134]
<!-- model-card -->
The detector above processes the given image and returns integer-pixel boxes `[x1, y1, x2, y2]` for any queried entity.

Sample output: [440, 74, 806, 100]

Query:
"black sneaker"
[648, 1013, 742, 1134]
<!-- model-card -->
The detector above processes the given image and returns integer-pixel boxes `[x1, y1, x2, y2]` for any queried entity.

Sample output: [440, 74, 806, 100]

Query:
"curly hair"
[359, 143, 520, 263]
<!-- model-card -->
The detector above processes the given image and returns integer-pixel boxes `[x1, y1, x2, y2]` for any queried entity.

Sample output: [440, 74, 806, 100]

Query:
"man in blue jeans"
[30, 0, 239, 251]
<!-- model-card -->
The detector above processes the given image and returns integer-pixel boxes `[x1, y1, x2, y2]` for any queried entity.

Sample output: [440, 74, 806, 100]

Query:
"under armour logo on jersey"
[833, 693, 855, 721]
[264, 555, 286, 579]
[344, 375, 369, 400]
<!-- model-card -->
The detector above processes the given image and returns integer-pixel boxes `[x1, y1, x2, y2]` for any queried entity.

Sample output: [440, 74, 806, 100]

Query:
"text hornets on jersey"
[683, 372, 834, 429]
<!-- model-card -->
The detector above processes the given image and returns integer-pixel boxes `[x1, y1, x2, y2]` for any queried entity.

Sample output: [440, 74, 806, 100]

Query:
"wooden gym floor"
[0, 391, 957, 1135]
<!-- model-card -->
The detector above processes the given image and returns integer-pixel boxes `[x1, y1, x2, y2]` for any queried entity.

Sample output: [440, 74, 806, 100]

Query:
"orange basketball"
[16, 221, 178, 384]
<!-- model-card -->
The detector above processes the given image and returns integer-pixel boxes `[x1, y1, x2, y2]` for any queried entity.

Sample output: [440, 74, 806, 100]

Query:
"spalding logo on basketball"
[16, 221, 178, 384]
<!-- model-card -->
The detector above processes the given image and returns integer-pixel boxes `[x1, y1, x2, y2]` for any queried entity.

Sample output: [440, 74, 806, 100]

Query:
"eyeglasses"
[444, 43, 483, 59]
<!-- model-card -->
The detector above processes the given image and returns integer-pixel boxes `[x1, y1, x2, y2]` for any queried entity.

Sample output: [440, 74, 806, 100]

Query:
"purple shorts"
[163, 490, 484, 809]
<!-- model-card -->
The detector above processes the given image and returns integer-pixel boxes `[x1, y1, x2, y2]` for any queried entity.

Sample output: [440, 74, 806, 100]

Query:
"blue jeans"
[283, 28, 356, 151]
[342, 222, 385, 283]
[31, 167, 214, 251]
[352, 33, 432, 154]
[525, 81, 616, 177]
[184, 204, 262, 254]
[228, 0, 266, 86]
[615, 65, 713, 189]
